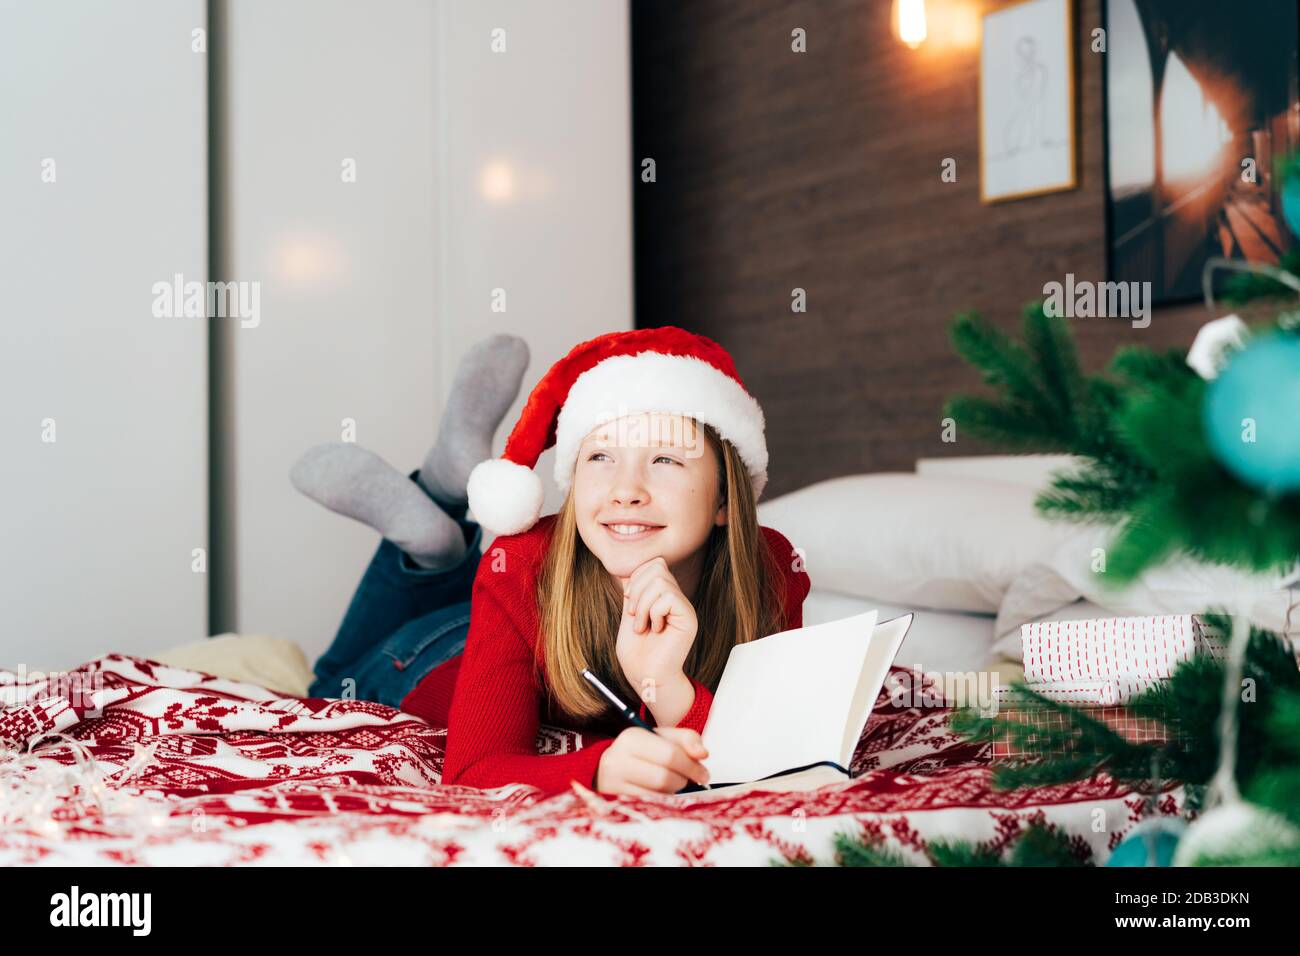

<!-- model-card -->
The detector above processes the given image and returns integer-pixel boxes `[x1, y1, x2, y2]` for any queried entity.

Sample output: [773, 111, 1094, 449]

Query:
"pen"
[580, 668, 711, 791]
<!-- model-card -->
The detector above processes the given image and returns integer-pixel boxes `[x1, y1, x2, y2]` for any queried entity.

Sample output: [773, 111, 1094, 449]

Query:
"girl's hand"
[615, 556, 698, 701]
[595, 727, 710, 796]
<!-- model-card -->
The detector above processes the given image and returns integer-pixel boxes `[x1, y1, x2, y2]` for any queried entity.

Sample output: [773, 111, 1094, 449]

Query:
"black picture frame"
[1102, 0, 1300, 306]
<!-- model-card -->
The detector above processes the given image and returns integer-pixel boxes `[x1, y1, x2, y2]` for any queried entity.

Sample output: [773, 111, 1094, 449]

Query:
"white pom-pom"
[1187, 314, 1250, 380]
[466, 458, 545, 536]
[1172, 801, 1300, 866]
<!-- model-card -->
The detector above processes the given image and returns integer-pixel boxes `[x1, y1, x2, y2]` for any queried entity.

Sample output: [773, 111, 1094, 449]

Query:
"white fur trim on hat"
[467, 457, 546, 536]
[551, 352, 769, 498]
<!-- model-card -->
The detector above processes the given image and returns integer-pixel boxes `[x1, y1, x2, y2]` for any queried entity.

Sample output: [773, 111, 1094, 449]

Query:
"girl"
[294, 327, 810, 798]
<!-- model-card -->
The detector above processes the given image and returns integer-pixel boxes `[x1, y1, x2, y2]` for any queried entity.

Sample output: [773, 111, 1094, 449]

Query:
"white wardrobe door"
[0, 0, 209, 669]
[220, 0, 440, 659]
[221, 0, 633, 661]
[436, 0, 635, 528]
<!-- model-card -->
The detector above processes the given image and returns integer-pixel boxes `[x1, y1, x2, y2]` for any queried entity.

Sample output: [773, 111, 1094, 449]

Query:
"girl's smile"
[601, 521, 666, 542]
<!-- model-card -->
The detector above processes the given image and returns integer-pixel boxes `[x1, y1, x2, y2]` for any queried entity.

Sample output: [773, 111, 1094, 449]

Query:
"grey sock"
[290, 444, 466, 569]
[418, 333, 530, 509]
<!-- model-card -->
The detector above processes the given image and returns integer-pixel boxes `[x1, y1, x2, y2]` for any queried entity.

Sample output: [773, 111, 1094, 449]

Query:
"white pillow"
[993, 525, 1300, 660]
[755, 473, 1077, 613]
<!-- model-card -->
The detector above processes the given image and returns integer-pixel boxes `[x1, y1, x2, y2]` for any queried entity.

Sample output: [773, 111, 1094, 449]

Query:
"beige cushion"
[151, 633, 314, 697]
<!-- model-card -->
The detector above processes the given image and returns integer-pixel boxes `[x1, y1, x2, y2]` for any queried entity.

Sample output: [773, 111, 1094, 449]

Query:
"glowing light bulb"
[895, 0, 928, 49]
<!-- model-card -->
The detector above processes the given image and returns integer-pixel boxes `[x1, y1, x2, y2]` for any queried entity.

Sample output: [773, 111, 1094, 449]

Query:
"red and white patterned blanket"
[0, 655, 1186, 866]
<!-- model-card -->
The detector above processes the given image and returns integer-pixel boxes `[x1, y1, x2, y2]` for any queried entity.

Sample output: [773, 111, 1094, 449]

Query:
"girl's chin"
[599, 553, 651, 577]
[580, 526, 679, 574]
[596, 547, 672, 579]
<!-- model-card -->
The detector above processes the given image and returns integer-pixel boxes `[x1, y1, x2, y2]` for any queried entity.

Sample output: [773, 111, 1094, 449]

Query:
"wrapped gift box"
[996, 613, 1225, 707]
[990, 704, 1177, 760]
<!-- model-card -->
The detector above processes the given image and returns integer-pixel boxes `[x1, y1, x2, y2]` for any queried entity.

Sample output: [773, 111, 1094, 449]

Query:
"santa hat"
[466, 326, 769, 536]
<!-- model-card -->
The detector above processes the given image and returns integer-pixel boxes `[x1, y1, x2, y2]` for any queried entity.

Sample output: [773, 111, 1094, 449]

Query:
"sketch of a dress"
[980, 0, 1075, 200]
[1002, 36, 1048, 155]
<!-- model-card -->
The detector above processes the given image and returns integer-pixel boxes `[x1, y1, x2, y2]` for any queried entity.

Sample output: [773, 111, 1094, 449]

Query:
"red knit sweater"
[400, 513, 811, 797]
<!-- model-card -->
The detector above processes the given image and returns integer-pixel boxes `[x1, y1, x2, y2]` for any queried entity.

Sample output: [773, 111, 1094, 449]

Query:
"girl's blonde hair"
[535, 421, 787, 722]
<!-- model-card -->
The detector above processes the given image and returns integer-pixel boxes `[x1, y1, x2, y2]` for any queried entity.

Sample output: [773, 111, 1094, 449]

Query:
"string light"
[0, 732, 171, 840]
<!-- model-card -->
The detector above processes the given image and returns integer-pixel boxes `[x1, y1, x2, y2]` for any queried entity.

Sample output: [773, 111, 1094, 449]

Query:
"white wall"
[0, 0, 208, 669]
[225, 0, 633, 660]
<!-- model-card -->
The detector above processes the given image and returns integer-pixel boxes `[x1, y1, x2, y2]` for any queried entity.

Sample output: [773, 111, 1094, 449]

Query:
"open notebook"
[676, 609, 913, 798]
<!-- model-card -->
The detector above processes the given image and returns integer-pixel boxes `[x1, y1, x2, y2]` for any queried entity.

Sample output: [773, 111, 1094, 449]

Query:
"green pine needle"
[787, 821, 1090, 867]
[951, 623, 1300, 806]
[944, 300, 1300, 582]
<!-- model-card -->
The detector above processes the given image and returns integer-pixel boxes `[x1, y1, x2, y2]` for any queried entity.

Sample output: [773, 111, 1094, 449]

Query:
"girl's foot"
[418, 333, 530, 509]
[290, 444, 467, 569]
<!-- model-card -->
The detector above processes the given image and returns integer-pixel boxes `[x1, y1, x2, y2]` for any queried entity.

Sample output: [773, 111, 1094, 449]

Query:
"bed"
[8, 454, 1263, 867]
[0, 653, 1184, 866]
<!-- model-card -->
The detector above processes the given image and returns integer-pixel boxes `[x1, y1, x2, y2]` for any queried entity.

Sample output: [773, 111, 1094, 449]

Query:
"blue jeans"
[308, 470, 483, 708]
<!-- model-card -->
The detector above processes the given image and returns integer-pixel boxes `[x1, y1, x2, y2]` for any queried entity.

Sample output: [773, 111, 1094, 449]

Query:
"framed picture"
[980, 0, 1077, 203]
[1103, 0, 1300, 305]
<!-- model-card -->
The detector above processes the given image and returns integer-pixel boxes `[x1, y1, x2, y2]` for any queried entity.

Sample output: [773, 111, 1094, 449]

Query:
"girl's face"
[573, 412, 727, 585]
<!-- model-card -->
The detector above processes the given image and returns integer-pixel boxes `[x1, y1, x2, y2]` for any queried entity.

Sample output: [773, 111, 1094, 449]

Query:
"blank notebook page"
[699, 610, 879, 783]
[837, 614, 913, 760]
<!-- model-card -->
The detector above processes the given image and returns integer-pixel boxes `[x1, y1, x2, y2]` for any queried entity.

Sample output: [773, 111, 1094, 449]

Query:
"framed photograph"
[980, 0, 1077, 203]
[1103, 0, 1300, 305]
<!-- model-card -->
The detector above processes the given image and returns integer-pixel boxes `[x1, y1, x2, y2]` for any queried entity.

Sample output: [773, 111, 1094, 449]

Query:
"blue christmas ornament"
[1105, 818, 1185, 867]
[1203, 334, 1300, 493]
[1282, 174, 1300, 238]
